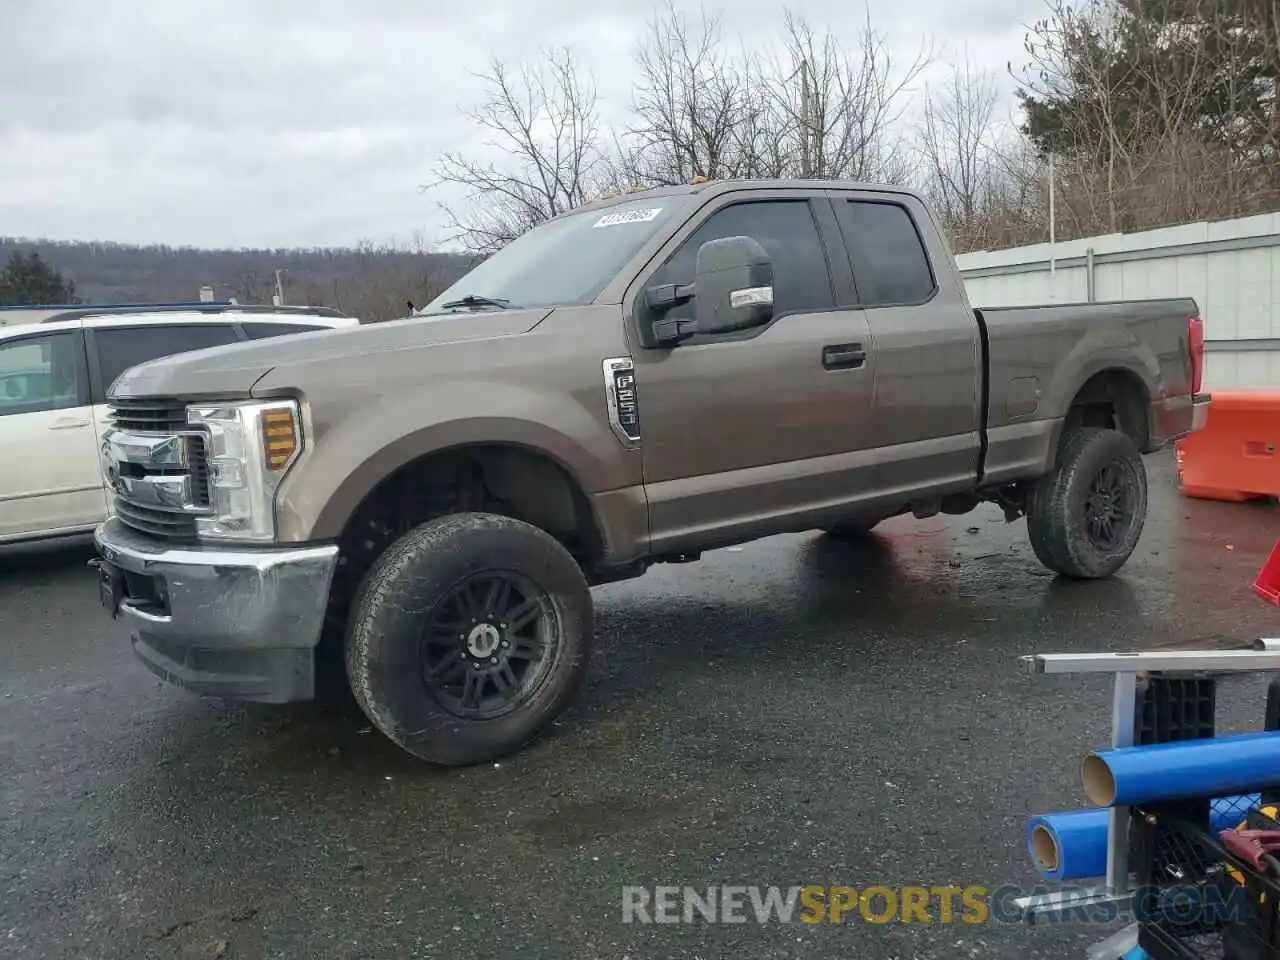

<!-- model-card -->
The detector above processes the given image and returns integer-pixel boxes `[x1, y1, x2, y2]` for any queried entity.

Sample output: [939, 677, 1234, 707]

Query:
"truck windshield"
[419, 197, 687, 314]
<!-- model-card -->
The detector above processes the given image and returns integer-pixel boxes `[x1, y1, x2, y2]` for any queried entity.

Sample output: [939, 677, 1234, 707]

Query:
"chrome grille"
[107, 399, 210, 541]
[114, 498, 199, 539]
[110, 398, 189, 433]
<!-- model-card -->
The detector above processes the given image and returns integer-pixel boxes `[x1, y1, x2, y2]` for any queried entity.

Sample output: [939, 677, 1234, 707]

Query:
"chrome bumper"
[1191, 392, 1211, 432]
[93, 517, 339, 703]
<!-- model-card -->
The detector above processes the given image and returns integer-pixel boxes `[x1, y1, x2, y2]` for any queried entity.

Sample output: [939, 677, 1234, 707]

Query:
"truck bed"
[973, 296, 1200, 488]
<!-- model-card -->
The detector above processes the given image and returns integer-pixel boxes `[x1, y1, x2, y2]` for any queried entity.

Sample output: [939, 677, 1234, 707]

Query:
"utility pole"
[799, 60, 811, 178]
[1048, 151, 1056, 301]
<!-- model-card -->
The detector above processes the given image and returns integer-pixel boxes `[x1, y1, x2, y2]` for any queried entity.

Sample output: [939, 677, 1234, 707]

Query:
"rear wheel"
[1026, 427, 1148, 579]
[344, 512, 593, 765]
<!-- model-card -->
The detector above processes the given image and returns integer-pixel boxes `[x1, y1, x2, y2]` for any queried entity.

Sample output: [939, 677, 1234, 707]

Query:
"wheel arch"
[1050, 366, 1153, 465]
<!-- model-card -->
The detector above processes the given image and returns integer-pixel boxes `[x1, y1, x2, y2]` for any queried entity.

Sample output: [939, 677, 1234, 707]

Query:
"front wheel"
[344, 512, 593, 766]
[1026, 427, 1148, 579]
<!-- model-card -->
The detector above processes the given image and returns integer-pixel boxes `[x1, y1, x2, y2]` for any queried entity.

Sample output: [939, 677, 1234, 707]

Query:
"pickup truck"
[92, 179, 1210, 766]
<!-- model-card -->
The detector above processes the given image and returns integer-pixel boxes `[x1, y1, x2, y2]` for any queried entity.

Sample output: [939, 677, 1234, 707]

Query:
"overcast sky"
[0, 0, 1044, 251]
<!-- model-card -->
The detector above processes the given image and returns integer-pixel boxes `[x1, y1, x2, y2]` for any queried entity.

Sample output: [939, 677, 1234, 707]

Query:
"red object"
[1221, 827, 1280, 872]
[1258, 539, 1280, 607]
[1188, 315, 1205, 394]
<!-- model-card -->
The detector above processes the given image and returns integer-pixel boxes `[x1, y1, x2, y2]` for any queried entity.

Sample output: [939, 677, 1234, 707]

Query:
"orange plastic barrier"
[1175, 389, 1280, 502]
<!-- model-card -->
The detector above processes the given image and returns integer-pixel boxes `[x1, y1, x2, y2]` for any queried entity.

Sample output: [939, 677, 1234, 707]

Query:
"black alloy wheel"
[420, 571, 561, 720]
[1083, 461, 1138, 552]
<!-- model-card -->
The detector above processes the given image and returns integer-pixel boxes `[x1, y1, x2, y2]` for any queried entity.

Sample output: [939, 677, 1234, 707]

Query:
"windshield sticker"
[592, 208, 663, 228]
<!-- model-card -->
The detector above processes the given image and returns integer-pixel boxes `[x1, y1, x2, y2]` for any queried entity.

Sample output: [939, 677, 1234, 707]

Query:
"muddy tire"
[1026, 427, 1148, 579]
[344, 512, 593, 766]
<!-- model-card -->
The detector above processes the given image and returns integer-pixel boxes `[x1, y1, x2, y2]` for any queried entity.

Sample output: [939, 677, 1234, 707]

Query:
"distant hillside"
[0, 237, 478, 322]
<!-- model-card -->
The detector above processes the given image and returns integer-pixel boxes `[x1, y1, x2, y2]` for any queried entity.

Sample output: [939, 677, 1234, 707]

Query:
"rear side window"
[241, 322, 331, 339]
[94, 323, 241, 393]
[845, 200, 936, 305]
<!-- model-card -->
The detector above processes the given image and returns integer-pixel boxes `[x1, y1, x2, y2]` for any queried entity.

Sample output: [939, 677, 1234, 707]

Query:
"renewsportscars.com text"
[621, 884, 1256, 926]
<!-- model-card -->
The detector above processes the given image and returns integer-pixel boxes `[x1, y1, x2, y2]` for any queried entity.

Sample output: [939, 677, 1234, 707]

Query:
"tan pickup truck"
[92, 179, 1210, 765]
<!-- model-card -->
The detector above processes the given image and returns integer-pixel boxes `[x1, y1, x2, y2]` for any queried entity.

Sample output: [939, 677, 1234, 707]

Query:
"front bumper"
[93, 517, 339, 703]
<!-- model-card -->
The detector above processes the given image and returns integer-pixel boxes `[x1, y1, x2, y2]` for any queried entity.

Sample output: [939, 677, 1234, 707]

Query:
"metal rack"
[1015, 640, 1280, 960]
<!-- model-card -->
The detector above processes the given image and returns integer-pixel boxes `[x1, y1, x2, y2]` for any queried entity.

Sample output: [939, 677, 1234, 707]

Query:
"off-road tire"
[344, 512, 593, 766]
[1026, 427, 1148, 579]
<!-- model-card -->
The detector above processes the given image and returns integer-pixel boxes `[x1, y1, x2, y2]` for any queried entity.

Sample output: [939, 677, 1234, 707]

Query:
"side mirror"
[648, 235, 775, 345]
[691, 235, 774, 336]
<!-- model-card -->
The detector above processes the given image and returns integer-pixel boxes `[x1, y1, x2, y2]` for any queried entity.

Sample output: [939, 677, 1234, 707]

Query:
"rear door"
[833, 193, 983, 497]
[0, 328, 106, 541]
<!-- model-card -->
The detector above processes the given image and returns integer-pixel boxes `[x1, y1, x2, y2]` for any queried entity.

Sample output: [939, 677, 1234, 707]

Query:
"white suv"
[0, 305, 358, 545]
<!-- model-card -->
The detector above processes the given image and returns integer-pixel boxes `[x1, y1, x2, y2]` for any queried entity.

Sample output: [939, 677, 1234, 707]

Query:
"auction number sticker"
[593, 208, 663, 228]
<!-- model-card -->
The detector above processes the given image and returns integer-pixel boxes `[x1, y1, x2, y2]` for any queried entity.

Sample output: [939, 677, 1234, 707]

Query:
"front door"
[0, 329, 106, 541]
[629, 193, 879, 553]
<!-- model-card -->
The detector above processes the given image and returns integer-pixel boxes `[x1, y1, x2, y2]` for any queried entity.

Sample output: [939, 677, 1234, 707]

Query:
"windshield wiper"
[438, 294, 513, 311]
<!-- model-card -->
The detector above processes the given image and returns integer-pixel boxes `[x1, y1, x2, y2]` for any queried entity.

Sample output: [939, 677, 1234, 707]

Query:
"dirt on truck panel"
[92, 177, 1211, 765]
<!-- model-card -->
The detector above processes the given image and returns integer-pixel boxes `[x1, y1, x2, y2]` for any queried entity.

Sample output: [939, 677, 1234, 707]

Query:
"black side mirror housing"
[647, 235, 775, 345]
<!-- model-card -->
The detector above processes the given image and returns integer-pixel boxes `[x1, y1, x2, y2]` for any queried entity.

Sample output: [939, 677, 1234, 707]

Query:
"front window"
[420, 196, 689, 314]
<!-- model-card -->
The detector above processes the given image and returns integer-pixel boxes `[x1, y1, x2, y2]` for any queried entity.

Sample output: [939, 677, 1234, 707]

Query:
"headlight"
[186, 399, 302, 542]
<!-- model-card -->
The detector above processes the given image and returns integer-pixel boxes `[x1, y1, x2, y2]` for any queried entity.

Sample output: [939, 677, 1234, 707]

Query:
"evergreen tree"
[0, 251, 77, 306]
[1016, 0, 1280, 163]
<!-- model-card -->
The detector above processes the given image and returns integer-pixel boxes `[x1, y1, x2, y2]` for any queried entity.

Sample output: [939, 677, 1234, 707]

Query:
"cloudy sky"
[0, 0, 1044, 251]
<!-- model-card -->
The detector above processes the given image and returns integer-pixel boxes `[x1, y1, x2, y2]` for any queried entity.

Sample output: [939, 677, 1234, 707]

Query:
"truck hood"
[108, 308, 553, 401]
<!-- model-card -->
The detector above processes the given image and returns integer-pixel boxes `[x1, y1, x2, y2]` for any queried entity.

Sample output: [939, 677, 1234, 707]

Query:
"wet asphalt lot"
[3, 452, 1280, 960]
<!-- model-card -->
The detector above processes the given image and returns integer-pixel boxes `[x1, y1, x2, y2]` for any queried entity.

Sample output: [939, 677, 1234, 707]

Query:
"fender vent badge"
[602, 357, 640, 448]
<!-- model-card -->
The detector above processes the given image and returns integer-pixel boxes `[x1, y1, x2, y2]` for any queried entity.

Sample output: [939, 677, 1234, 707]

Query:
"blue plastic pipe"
[1026, 794, 1259, 881]
[1083, 731, 1280, 806]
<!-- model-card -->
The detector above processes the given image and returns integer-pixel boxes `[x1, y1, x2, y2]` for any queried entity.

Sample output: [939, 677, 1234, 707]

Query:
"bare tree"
[762, 8, 934, 182]
[1016, 0, 1147, 231]
[327, 236, 463, 322]
[1011, 0, 1263, 235]
[619, 1, 760, 185]
[917, 56, 1004, 244]
[427, 47, 608, 253]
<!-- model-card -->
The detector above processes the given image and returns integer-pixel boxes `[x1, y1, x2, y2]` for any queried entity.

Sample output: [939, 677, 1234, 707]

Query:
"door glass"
[650, 200, 835, 321]
[94, 323, 241, 393]
[845, 200, 937, 305]
[0, 332, 83, 417]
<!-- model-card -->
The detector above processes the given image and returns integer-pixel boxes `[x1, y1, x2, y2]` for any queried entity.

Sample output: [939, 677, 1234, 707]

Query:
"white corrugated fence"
[954, 214, 1280, 388]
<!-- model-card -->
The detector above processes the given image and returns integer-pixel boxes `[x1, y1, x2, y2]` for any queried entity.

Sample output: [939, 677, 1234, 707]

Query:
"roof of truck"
[560, 177, 922, 219]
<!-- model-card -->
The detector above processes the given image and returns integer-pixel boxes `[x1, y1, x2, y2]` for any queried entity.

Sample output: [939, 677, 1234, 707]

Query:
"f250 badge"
[602, 357, 640, 448]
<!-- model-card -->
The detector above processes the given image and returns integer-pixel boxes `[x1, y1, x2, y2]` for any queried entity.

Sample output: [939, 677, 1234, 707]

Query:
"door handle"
[822, 343, 867, 370]
[48, 417, 90, 430]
